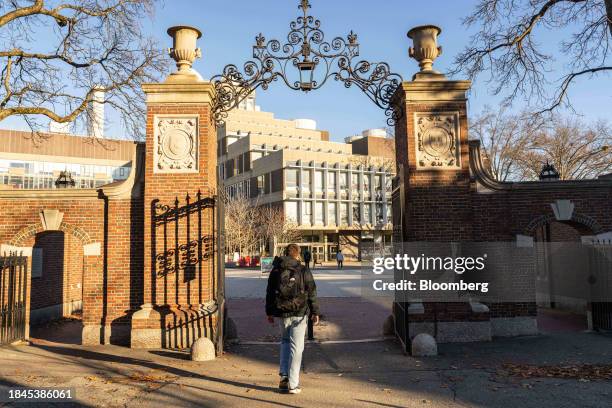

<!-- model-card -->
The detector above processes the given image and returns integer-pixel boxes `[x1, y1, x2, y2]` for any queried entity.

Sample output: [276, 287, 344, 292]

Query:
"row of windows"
[285, 200, 391, 227]
[0, 159, 130, 189]
[0, 159, 129, 178]
[1, 174, 116, 189]
[285, 169, 392, 192]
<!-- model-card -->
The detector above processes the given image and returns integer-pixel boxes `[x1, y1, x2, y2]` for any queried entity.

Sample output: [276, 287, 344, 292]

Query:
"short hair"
[286, 244, 300, 258]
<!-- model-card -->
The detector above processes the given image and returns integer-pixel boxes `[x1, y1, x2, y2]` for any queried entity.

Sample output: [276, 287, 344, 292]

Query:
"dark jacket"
[265, 256, 320, 318]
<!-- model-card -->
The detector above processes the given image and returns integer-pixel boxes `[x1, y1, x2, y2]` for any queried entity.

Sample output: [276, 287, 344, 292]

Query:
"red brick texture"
[0, 193, 144, 344]
[139, 101, 218, 347]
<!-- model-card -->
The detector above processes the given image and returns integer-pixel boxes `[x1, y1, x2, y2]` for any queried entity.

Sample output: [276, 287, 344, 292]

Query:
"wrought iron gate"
[390, 168, 409, 351]
[590, 241, 612, 331]
[1, 254, 28, 345]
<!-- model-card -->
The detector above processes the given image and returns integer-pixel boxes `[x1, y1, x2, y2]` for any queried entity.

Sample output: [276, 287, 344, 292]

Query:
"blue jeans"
[279, 315, 307, 389]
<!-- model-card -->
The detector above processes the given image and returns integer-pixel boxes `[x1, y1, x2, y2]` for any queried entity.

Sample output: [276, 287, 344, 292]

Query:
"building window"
[286, 169, 298, 188]
[375, 175, 382, 191]
[351, 173, 359, 190]
[314, 170, 324, 193]
[340, 202, 349, 225]
[328, 172, 337, 191]
[285, 201, 298, 223]
[302, 201, 312, 225]
[301, 170, 311, 195]
[363, 204, 371, 224]
[315, 202, 324, 225]
[363, 174, 371, 192]
[339, 172, 348, 189]
[328, 202, 337, 226]
[376, 204, 384, 224]
[257, 175, 265, 195]
[352, 203, 361, 225]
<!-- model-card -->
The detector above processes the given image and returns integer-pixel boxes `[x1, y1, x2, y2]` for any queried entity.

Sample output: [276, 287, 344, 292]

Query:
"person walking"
[266, 244, 320, 394]
[303, 248, 312, 270]
[336, 250, 344, 269]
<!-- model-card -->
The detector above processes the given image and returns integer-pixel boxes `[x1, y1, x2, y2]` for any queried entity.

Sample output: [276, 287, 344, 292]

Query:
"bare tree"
[224, 196, 260, 258]
[522, 117, 612, 180]
[453, 0, 612, 113]
[0, 0, 167, 142]
[470, 106, 540, 181]
[256, 204, 300, 256]
[472, 106, 611, 181]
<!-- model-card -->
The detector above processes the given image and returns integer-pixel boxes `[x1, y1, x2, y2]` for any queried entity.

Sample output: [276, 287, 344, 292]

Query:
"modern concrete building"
[0, 129, 135, 190]
[218, 94, 395, 261]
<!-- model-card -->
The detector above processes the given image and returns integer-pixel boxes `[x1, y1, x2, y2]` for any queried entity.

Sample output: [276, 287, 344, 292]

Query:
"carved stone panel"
[414, 112, 461, 169]
[154, 116, 199, 173]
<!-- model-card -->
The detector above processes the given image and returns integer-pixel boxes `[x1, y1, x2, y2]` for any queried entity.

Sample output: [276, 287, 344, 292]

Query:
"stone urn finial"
[166, 26, 203, 81]
[407, 25, 442, 74]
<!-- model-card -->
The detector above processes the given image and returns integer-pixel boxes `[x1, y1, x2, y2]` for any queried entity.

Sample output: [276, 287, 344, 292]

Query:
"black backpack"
[275, 263, 307, 313]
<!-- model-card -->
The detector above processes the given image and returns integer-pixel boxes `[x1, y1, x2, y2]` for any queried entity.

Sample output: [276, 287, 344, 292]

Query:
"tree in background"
[257, 204, 301, 256]
[223, 196, 300, 259]
[470, 106, 540, 181]
[0, 0, 167, 141]
[454, 0, 612, 113]
[472, 107, 611, 181]
[224, 196, 259, 259]
[522, 117, 611, 180]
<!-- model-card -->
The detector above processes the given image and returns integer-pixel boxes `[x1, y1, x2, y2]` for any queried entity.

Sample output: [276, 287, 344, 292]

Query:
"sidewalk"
[2, 331, 612, 407]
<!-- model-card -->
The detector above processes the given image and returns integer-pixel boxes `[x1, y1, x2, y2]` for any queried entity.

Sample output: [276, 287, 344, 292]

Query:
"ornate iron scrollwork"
[211, 0, 403, 126]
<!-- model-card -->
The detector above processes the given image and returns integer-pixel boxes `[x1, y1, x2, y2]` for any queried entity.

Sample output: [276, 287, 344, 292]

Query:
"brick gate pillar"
[395, 25, 472, 241]
[131, 26, 218, 348]
[393, 26, 492, 343]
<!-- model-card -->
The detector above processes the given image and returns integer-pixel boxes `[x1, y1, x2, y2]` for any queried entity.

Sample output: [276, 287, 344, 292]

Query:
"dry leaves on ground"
[502, 363, 612, 381]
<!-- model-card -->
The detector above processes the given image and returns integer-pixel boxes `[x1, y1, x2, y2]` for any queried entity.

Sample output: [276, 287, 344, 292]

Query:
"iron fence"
[0, 254, 28, 345]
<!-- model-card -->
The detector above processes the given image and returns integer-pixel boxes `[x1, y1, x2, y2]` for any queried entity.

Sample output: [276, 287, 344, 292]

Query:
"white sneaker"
[288, 387, 301, 394]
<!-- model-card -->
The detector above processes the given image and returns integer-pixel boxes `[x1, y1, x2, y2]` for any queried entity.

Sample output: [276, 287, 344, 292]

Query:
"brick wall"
[0, 170, 145, 344]
[393, 81, 612, 329]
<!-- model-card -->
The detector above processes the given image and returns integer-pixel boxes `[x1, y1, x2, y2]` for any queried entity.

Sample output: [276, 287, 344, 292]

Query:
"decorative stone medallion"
[414, 112, 460, 169]
[154, 116, 199, 173]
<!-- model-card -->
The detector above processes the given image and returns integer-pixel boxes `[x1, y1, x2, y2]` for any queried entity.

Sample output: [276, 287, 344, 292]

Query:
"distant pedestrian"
[266, 244, 320, 394]
[336, 250, 344, 269]
[303, 249, 311, 270]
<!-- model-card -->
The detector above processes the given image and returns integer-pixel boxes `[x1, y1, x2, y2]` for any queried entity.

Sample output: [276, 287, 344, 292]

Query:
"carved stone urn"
[167, 25, 203, 81]
[407, 25, 442, 74]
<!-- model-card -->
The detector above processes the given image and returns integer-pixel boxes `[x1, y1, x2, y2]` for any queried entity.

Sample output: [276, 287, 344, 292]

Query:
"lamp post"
[55, 171, 76, 188]
[539, 161, 560, 181]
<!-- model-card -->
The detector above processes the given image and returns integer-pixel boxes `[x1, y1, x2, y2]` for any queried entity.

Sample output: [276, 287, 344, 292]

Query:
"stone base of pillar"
[130, 303, 163, 348]
[82, 323, 131, 346]
[82, 324, 102, 346]
[130, 302, 219, 349]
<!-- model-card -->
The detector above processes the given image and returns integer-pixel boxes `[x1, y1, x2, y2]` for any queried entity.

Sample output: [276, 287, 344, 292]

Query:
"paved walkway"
[2, 331, 612, 407]
[226, 266, 392, 342]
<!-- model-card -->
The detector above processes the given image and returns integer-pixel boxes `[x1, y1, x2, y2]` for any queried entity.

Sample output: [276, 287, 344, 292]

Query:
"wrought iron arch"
[211, 0, 404, 126]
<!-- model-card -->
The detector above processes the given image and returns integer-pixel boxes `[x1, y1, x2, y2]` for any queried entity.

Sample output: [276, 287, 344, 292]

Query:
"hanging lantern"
[55, 171, 76, 188]
[297, 60, 316, 91]
[539, 161, 560, 181]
